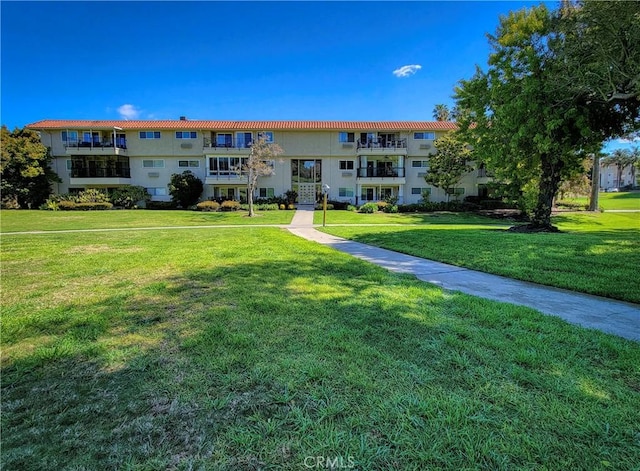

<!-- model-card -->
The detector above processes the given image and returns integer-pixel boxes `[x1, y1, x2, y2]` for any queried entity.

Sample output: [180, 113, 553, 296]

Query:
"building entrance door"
[298, 183, 316, 204]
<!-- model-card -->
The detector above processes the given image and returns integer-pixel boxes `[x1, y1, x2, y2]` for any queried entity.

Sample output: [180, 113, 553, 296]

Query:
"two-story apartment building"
[27, 119, 490, 204]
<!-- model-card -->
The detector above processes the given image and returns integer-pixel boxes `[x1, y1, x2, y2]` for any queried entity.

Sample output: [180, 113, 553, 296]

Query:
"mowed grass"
[561, 191, 640, 211]
[2, 227, 640, 470]
[321, 212, 640, 303]
[0, 208, 294, 233]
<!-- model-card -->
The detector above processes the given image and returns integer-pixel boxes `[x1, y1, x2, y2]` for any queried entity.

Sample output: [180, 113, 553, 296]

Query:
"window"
[143, 160, 164, 168]
[258, 131, 274, 142]
[413, 132, 435, 140]
[339, 132, 355, 143]
[175, 131, 197, 139]
[178, 160, 200, 167]
[216, 133, 233, 147]
[62, 131, 78, 143]
[258, 188, 275, 198]
[411, 187, 431, 195]
[411, 160, 429, 168]
[339, 188, 354, 197]
[445, 188, 465, 196]
[146, 187, 167, 196]
[236, 132, 253, 148]
[339, 160, 354, 170]
[208, 157, 248, 175]
[66, 160, 73, 170]
[139, 131, 161, 139]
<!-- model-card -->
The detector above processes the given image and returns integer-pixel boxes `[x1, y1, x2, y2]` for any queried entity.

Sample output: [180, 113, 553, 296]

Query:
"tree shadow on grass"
[3, 252, 640, 470]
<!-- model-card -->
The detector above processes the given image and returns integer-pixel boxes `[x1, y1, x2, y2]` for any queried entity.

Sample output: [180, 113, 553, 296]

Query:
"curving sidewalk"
[288, 205, 640, 342]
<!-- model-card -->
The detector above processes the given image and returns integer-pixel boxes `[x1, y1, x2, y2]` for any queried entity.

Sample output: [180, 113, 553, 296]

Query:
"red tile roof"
[26, 119, 458, 131]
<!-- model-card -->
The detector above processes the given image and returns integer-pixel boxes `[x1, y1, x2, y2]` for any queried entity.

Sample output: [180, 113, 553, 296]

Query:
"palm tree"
[432, 104, 451, 121]
[605, 149, 634, 188]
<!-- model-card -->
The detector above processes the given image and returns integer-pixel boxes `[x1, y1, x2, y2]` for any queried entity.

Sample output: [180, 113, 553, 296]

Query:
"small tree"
[243, 135, 283, 217]
[425, 133, 472, 201]
[168, 171, 203, 207]
[1, 125, 60, 208]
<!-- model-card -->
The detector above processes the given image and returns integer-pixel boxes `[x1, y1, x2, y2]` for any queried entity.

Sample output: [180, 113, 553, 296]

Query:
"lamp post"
[322, 184, 330, 227]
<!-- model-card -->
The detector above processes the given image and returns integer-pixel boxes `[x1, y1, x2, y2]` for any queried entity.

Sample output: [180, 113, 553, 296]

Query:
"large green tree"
[1, 125, 59, 208]
[455, 3, 638, 230]
[168, 170, 203, 207]
[425, 133, 472, 201]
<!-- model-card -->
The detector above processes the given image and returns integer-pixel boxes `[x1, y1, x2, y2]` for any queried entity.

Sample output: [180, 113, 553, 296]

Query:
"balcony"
[356, 138, 407, 155]
[65, 140, 128, 156]
[203, 137, 253, 154]
[357, 166, 406, 184]
[204, 171, 248, 185]
[69, 155, 131, 185]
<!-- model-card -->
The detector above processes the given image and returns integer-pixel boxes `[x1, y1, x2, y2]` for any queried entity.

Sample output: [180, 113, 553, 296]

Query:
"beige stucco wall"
[41, 126, 485, 204]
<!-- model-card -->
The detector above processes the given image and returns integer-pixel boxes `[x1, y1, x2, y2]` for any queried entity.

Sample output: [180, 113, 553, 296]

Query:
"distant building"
[27, 119, 491, 204]
[599, 160, 637, 190]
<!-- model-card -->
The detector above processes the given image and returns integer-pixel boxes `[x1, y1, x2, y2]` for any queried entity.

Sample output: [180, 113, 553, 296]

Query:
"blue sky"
[0, 1, 634, 152]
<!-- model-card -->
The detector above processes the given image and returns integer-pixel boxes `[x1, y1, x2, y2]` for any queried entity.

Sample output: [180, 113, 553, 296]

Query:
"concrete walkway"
[288, 206, 640, 342]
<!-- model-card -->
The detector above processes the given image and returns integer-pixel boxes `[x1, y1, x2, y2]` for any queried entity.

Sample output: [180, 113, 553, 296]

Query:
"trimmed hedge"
[196, 201, 220, 211]
[220, 200, 241, 211]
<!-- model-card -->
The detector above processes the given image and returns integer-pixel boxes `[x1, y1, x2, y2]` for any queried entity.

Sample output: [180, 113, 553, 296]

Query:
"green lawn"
[0, 209, 294, 232]
[321, 212, 640, 303]
[2, 226, 639, 469]
[561, 191, 640, 210]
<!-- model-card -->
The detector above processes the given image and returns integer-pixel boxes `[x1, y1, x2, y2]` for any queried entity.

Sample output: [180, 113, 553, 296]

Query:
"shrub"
[58, 200, 77, 210]
[285, 190, 298, 204]
[327, 200, 350, 210]
[146, 201, 178, 210]
[168, 171, 203, 207]
[287, 204, 295, 210]
[74, 202, 112, 210]
[76, 188, 110, 203]
[359, 202, 378, 213]
[279, 204, 286, 210]
[220, 200, 241, 211]
[347, 204, 357, 212]
[315, 203, 334, 210]
[196, 200, 220, 212]
[376, 201, 389, 211]
[384, 204, 399, 213]
[111, 186, 150, 209]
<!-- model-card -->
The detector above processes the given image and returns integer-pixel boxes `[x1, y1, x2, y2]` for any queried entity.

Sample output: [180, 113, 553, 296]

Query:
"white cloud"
[117, 104, 141, 120]
[393, 64, 422, 78]
[616, 136, 640, 144]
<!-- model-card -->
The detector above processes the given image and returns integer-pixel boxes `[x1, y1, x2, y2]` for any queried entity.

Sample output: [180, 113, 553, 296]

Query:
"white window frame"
[258, 131, 274, 143]
[411, 160, 429, 168]
[62, 131, 78, 143]
[146, 187, 167, 196]
[413, 132, 435, 140]
[339, 160, 355, 170]
[411, 187, 431, 195]
[143, 160, 165, 168]
[175, 131, 197, 139]
[339, 132, 355, 143]
[258, 188, 275, 198]
[178, 160, 200, 168]
[339, 187, 354, 197]
[66, 159, 73, 170]
[139, 131, 161, 139]
[445, 188, 465, 196]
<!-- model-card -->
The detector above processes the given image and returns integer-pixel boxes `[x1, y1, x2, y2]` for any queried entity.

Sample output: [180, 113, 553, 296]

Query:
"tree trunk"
[530, 156, 563, 230]
[247, 172, 255, 217]
[588, 153, 600, 211]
